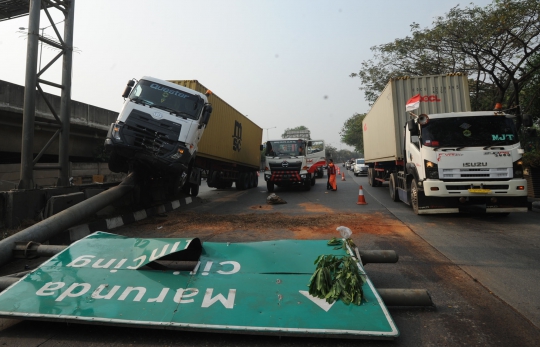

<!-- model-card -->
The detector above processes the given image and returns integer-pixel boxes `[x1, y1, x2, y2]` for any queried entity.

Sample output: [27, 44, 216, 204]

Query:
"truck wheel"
[411, 179, 420, 215]
[389, 173, 399, 202]
[247, 172, 254, 189]
[236, 173, 249, 190]
[311, 175, 316, 186]
[368, 168, 375, 187]
[108, 152, 128, 173]
[208, 171, 218, 188]
[267, 181, 274, 192]
[190, 183, 199, 197]
[304, 178, 311, 191]
[253, 172, 259, 187]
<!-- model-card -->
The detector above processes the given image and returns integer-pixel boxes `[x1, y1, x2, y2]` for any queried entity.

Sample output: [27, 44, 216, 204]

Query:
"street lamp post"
[19, 20, 64, 72]
[263, 127, 276, 142]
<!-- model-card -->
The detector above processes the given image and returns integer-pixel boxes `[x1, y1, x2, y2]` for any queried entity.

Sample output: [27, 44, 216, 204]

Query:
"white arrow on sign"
[299, 290, 336, 312]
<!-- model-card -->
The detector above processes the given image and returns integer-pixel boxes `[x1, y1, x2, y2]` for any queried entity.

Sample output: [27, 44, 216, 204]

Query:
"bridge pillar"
[18, 0, 41, 190]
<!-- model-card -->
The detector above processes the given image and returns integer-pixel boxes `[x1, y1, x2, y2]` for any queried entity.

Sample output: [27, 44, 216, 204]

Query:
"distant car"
[353, 158, 368, 176]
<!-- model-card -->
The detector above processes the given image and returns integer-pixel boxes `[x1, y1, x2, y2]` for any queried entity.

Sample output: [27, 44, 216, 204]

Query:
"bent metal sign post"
[0, 232, 398, 339]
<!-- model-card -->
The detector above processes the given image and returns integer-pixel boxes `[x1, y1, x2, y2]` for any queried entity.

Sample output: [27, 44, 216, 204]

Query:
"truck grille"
[440, 168, 511, 179]
[123, 110, 181, 156]
[271, 171, 301, 182]
[269, 161, 302, 172]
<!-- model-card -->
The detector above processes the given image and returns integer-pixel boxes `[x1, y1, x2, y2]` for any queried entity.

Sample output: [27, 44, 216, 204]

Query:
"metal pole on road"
[0, 172, 139, 267]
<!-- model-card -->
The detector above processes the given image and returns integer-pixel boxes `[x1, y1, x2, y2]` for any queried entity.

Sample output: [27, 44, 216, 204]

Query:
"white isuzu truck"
[363, 74, 528, 215]
[263, 139, 326, 192]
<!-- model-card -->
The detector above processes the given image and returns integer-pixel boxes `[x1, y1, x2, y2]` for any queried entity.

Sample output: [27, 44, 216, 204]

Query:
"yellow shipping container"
[169, 80, 262, 170]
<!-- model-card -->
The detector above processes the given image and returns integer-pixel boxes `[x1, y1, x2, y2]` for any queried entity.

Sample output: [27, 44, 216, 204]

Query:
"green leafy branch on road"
[308, 236, 367, 306]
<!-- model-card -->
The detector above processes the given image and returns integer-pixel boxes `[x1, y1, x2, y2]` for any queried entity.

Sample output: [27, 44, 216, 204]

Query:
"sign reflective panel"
[0, 232, 398, 339]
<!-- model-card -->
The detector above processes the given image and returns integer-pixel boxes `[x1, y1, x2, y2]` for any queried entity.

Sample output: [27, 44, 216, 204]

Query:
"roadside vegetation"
[343, 0, 540, 155]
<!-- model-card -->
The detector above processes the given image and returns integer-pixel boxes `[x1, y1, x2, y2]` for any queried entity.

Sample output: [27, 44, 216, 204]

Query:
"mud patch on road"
[121, 211, 407, 241]
[248, 205, 273, 210]
[298, 202, 334, 213]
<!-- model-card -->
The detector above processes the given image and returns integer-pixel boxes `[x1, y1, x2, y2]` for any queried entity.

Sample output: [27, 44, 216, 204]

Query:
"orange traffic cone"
[341, 172, 346, 181]
[357, 185, 367, 205]
[337, 167, 341, 175]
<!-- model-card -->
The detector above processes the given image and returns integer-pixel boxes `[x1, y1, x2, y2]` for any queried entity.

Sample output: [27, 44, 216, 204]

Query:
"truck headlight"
[513, 160, 523, 178]
[424, 160, 439, 179]
[111, 125, 122, 142]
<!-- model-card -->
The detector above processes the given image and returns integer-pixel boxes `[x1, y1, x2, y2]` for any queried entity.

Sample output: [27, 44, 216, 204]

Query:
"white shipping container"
[363, 74, 471, 163]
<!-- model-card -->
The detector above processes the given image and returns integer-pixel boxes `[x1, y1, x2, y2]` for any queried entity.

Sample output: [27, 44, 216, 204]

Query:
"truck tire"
[389, 173, 399, 202]
[247, 172, 254, 189]
[236, 173, 249, 190]
[190, 183, 199, 197]
[181, 183, 191, 195]
[108, 152, 128, 173]
[267, 181, 274, 192]
[208, 171, 218, 188]
[411, 179, 420, 215]
[368, 168, 375, 187]
[304, 178, 311, 191]
[311, 175, 316, 186]
[253, 172, 259, 187]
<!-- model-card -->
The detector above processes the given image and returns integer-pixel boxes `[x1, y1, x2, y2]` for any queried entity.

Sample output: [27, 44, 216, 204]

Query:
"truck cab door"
[307, 140, 326, 170]
[406, 124, 423, 180]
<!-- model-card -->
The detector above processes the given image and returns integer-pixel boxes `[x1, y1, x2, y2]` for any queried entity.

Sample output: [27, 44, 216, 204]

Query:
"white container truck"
[105, 77, 262, 198]
[263, 139, 326, 191]
[362, 74, 528, 215]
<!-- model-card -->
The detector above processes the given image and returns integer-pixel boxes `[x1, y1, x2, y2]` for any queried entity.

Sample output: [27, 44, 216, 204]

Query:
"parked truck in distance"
[263, 139, 326, 191]
[362, 74, 529, 215]
[105, 77, 262, 197]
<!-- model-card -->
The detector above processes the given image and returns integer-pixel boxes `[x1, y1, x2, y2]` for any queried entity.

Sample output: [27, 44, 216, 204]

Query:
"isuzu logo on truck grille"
[282, 161, 289, 168]
[463, 162, 487, 167]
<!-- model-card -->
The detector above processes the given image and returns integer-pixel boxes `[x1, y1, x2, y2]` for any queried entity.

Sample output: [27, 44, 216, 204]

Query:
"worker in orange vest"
[327, 158, 337, 191]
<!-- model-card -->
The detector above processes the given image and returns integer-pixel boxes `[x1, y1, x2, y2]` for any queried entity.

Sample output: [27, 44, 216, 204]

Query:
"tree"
[325, 144, 338, 161]
[340, 113, 366, 154]
[351, 0, 540, 123]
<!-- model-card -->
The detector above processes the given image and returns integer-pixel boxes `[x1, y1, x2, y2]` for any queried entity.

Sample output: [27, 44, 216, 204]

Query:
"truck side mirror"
[198, 104, 213, 129]
[522, 114, 533, 127]
[526, 128, 537, 137]
[408, 119, 419, 136]
[122, 80, 136, 98]
[122, 86, 132, 98]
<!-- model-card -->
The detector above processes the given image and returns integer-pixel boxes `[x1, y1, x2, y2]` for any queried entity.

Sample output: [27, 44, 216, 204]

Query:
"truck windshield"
[129, 80, 203, 120]
[421, 116, 519, 148]
[265, 140, 304, 156]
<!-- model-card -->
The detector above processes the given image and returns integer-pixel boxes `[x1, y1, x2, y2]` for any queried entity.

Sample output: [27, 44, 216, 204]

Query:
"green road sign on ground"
[0, 232, 398, 339]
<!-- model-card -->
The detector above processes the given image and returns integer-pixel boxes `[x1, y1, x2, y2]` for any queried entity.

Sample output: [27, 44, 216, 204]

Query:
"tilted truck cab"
[105, 76, 212, 177]
[263, 139, 326, 192]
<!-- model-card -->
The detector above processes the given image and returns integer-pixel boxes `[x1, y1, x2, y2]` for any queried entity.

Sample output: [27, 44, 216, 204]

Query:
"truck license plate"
[468, 188, 491, 194]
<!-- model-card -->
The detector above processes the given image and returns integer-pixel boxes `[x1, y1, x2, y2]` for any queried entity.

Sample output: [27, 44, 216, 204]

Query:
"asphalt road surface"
[0, 170, 539, 346]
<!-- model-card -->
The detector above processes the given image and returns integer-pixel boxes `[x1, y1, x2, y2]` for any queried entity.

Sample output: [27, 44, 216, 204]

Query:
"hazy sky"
[0, 0, 493, 151]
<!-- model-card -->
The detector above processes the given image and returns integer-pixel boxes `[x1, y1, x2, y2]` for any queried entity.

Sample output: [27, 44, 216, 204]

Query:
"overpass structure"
[0, 79, 118, 161]
[0, 79, 119, 187]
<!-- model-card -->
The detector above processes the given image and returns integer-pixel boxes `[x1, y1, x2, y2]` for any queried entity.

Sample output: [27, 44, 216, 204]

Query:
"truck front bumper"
[105, 123, 192, 174]
[417, 179, 528, 214]
[264, 170, 309, 185]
